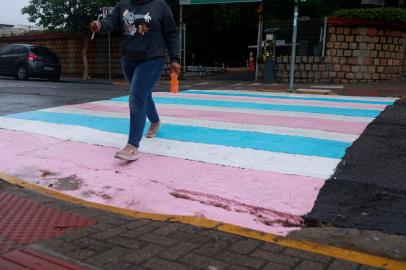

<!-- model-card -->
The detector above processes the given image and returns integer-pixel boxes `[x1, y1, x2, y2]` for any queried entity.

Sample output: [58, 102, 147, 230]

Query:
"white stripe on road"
[0, 117, 340, 178]
[195, 90, 398, 102]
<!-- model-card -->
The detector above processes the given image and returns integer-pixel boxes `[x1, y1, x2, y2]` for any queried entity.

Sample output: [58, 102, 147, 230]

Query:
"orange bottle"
[170, 71, 179, 94]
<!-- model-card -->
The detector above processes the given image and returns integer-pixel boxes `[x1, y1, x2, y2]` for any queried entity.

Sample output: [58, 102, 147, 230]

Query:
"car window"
[31, 47, 56, 57]
[31, 46, 58, 61]
[12, 46, 27, 54]
[0, 45, 13, 55]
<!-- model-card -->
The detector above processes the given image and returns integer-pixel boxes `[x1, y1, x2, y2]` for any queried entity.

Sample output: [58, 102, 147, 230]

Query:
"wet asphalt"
[306, 99, 406, 235]
[0, 77, 128, 116]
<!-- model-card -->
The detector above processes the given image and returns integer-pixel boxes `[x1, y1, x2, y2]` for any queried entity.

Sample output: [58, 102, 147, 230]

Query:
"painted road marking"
[5, 111, 352, 159]
[43, 107, 359, 142]
[62, 103, 371, 134]
[0, 90, 396, 236]
[1, 172, 405, 270]
[0, 129, 323, 234]
[183, 90, 396, 104]
[0, 118, 339, 178]
[155, 92, 387, 110]
[97, 100, 376, 123]
[112, 96, 382, 118]
[194, 82, 210, 85]
[312, 85, 344, 89]
[195, 89, 397, 102]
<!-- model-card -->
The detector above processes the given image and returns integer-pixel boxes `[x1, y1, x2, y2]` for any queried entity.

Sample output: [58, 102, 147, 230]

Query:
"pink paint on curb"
[0, 129, 324, 235]
[153, 92, 387, 110]
[69, 103, 368, 135]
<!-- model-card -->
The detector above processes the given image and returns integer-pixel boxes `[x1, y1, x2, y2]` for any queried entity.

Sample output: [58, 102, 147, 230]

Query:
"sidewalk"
[0, 179, 392, 270]
[63, 72, 406, 98]
[133, 74, 406, 97]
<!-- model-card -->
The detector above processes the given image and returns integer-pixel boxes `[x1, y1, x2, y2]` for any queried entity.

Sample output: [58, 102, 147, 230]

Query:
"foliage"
[333, 8, 406, 23]
[22, 0, 120, 79]
[22, 0, 117, 35]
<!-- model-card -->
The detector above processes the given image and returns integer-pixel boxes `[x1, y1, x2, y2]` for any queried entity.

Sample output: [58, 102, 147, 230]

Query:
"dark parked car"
[0, 44, 61, 81]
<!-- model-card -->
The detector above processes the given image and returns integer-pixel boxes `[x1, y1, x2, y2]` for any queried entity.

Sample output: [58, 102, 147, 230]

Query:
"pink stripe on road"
[153, 92, 387, 110]
[68, 103, 368, 135]
[0, 129, 324, 235]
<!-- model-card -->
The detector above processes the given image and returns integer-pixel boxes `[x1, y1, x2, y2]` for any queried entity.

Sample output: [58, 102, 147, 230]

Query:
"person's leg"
[115, 58, 139, 161]
[146, 93, 160, 123]
[145, 92, 161, 138]
[128, 58, 164, 148]
[122, 57, 137, 84]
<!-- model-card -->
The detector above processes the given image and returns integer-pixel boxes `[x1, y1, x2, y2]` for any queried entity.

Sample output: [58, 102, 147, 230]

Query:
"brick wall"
[0, 33, 124, 78]
[0, 32, 225, 80]
[275, 17, 406, 84]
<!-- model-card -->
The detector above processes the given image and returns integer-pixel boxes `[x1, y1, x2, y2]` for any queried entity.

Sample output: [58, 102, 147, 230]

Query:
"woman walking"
[90, 0, 180, 161]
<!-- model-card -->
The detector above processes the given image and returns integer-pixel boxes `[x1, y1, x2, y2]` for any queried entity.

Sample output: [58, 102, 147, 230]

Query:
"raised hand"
[90, 21, 101, 33]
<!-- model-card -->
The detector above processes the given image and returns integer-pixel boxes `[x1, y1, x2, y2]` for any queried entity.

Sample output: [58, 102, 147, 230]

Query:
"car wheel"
[16, 66, 28, 80]
[49, 75, 60, 82]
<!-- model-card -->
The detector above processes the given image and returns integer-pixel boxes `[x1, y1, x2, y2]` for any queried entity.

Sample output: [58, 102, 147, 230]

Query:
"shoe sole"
[114, 153, 139, 161]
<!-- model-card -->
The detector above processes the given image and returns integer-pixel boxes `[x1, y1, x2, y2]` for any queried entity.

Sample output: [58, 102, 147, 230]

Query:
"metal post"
[289, 0, 299, 90]
[255, 3, 263, 82]
[183, 23, 186, 67]
[179, 5, 183, 75]
[322, 17, 327, 57]
[108, 32, 112, 80]
[401, 40, 406, 75]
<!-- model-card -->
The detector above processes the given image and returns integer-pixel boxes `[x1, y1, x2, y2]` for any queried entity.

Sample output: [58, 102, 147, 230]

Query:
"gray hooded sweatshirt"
[101, 0, 180, 63]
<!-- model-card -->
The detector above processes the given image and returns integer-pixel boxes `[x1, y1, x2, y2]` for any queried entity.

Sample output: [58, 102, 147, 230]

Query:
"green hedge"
[333, 8, 406, 23]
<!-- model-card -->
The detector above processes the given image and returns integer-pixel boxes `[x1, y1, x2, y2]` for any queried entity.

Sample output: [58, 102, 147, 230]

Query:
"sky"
[0, 0, 34, 26]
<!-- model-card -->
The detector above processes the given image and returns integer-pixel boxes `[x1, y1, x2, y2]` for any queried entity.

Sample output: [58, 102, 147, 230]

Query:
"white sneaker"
[114, 144, 139, 161]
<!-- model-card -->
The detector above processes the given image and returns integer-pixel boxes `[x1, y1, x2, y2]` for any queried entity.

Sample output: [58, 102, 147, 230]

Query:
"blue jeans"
[122, 57, 164, 148]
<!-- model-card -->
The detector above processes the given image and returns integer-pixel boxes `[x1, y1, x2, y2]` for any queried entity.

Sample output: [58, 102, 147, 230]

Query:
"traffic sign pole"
[289, 0, 299, 90]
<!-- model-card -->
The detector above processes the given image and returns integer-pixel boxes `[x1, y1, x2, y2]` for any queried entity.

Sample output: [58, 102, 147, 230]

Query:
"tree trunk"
[399, 0, 405, 7]
[82, 36, 90, 80]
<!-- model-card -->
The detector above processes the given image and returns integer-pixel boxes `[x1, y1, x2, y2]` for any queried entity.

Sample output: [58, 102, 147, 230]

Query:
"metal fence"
[266, 18, 325, 57]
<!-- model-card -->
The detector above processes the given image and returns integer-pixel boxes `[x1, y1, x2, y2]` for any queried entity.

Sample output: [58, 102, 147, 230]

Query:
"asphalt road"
[0, 77, 128, 116]
[306, 99, 406, 235]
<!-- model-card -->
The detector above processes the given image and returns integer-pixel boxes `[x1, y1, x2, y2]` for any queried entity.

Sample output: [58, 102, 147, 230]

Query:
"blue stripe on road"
[111, 96, 381, 118]
[6, 111, 351, 159]
[182, 90, 394, 105]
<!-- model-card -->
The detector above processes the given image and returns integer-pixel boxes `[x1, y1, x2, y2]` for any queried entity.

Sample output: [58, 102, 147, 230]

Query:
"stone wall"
[275, 17, 406, 84]
[276, 56, 332, 84]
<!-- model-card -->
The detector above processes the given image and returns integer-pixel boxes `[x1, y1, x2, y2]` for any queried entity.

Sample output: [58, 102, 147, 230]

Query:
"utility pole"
[289, 0, 299, 90]
[179, 6, 183, 78]
[255, 3, 264, 82]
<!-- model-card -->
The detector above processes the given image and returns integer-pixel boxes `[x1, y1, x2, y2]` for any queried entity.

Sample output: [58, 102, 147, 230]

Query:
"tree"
[22, 0, 116, 80]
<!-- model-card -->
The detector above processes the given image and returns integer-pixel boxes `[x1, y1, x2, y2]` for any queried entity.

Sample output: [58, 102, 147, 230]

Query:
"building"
[0, 24, 43, 37]
[0, 24, 14, 31]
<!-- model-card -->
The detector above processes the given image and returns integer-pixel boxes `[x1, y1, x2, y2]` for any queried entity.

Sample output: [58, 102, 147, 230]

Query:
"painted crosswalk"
[0, 90, 396, 235]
